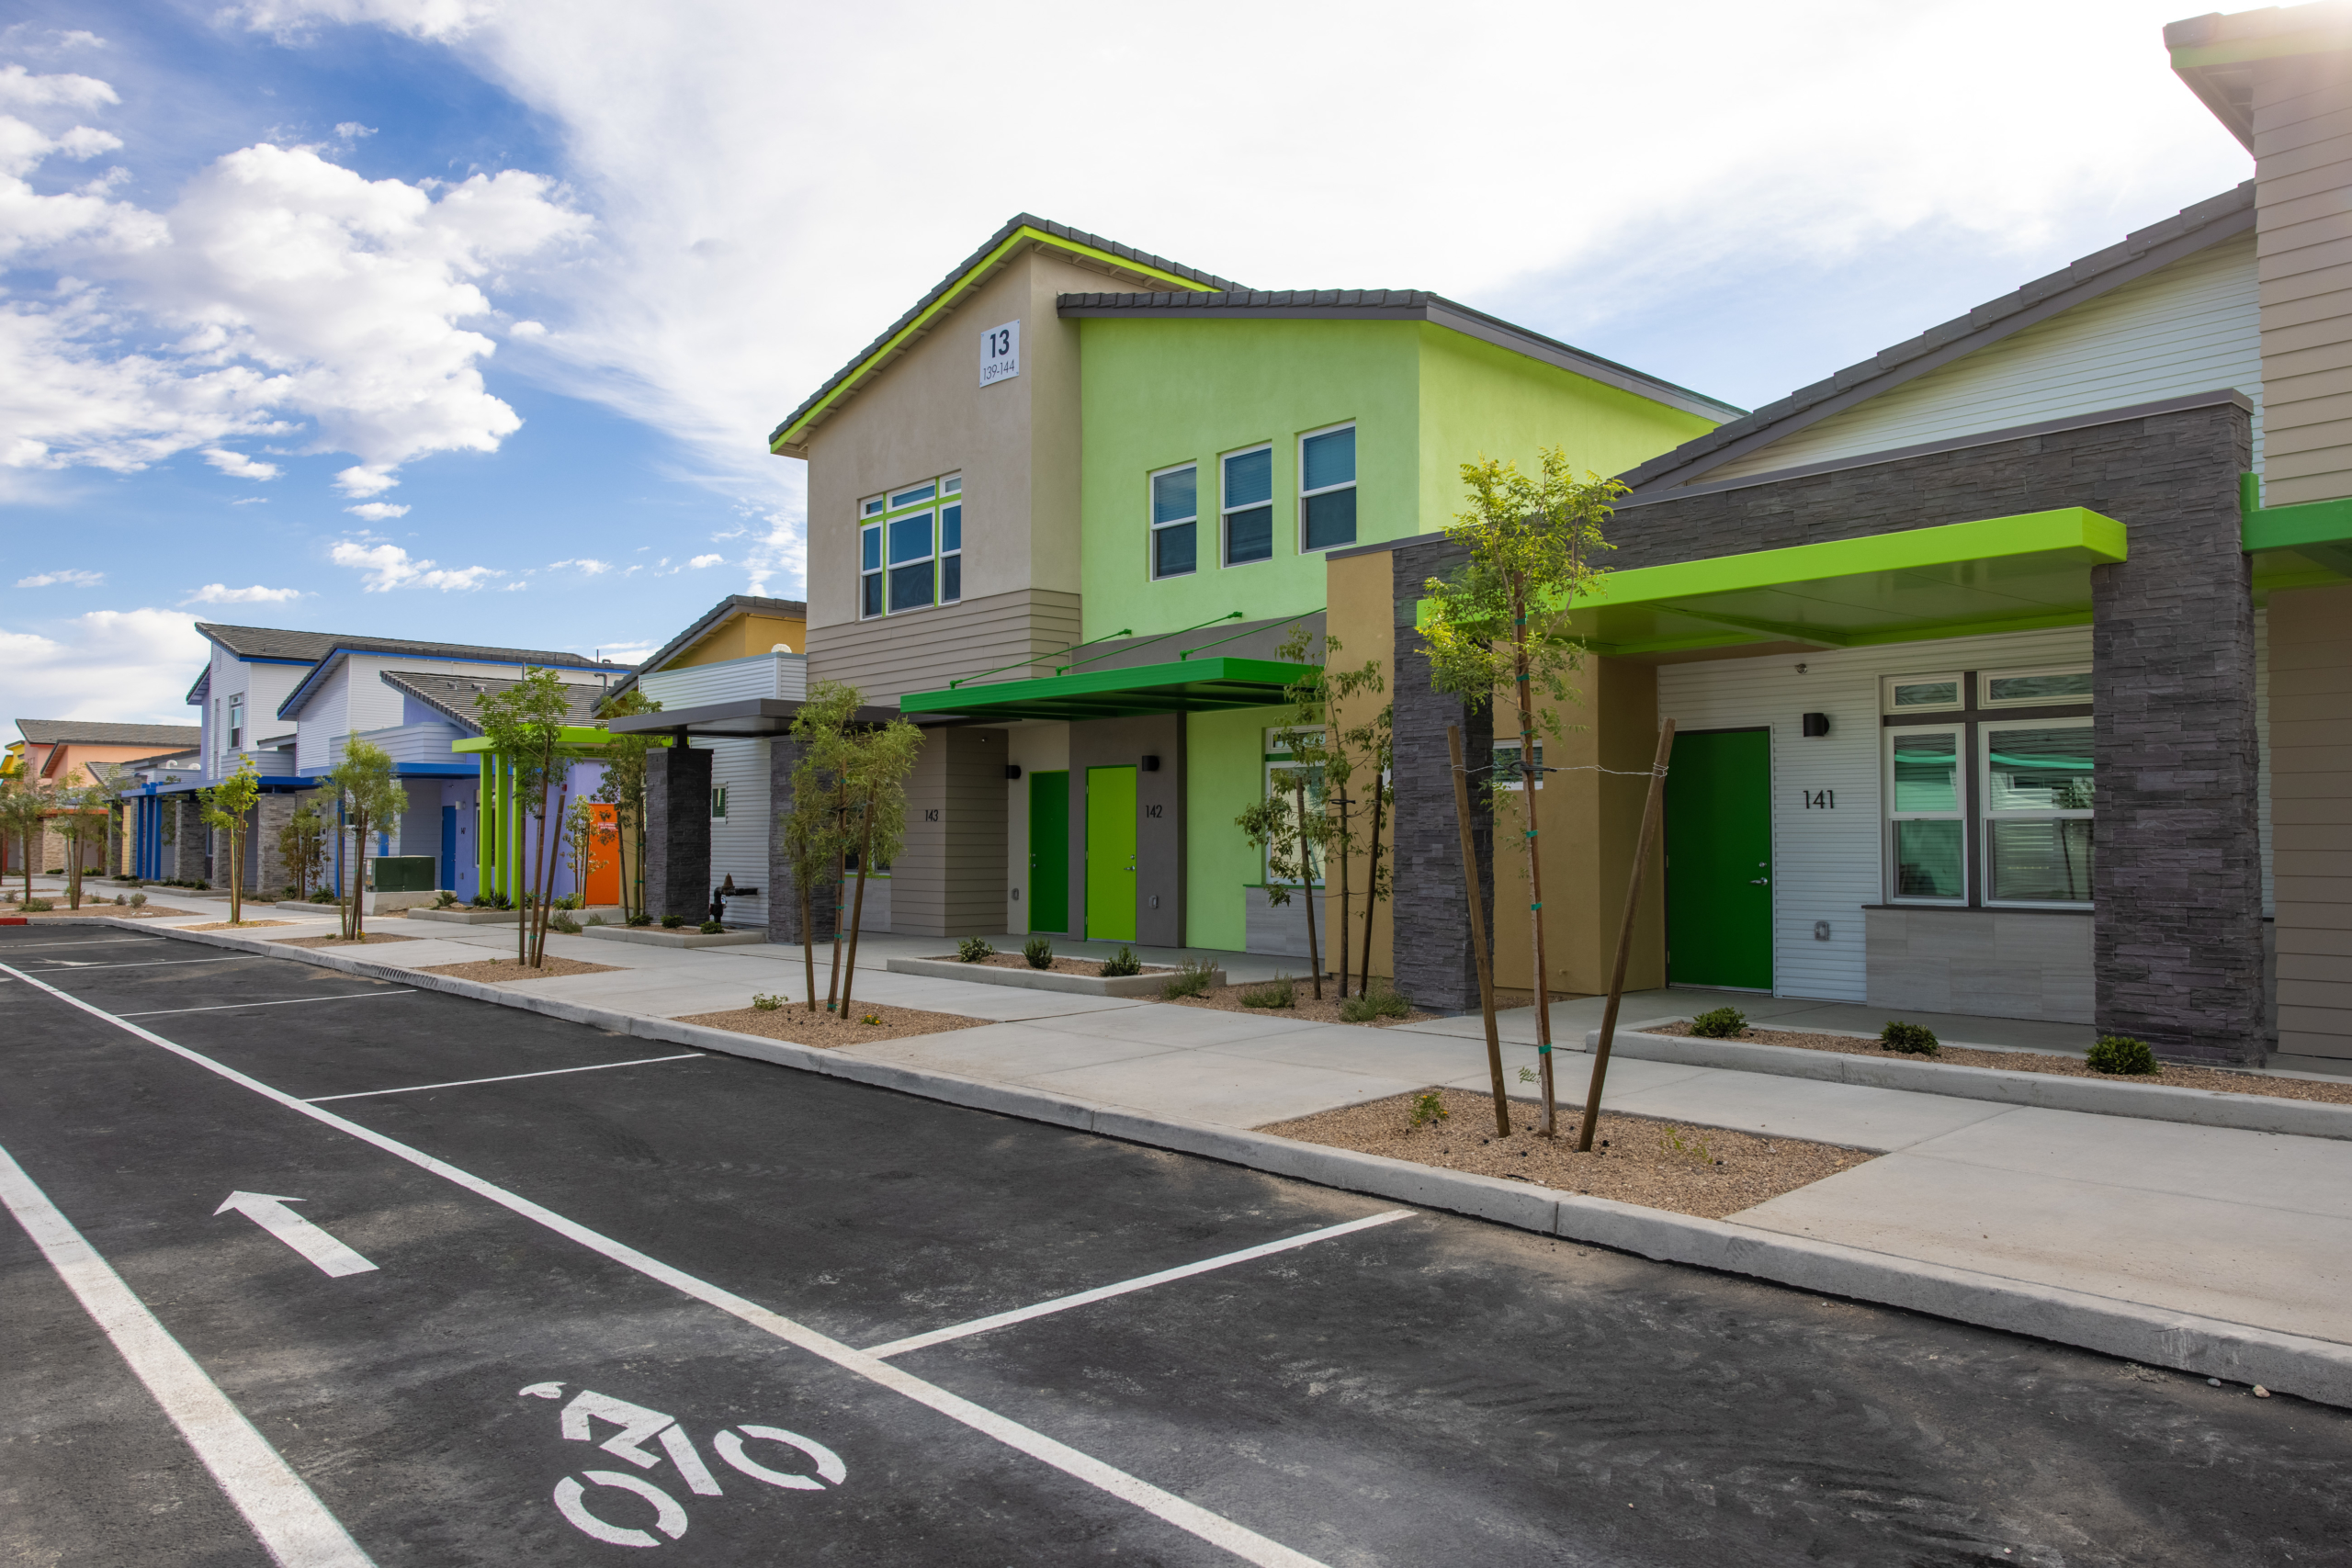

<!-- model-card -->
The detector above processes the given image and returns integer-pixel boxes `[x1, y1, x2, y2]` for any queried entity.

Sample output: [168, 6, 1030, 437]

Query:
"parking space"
[6, 925, 2351, 1566]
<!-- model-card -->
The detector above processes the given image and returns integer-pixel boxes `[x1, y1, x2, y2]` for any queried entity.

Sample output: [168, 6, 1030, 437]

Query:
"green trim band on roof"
[452, 728, 621, 752]
[770, 227, 1220, 455]
[2244, 493, 2352, 586]
[900, 657, 1316, 723]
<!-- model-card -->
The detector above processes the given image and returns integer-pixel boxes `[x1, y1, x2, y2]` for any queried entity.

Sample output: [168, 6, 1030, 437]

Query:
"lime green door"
[1085, 765, 1136, 941]
[1028, 771, 1069, 932]
[1664, 728, 1773, 990]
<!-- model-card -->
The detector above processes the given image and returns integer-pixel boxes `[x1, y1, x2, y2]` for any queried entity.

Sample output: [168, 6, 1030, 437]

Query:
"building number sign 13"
[1803, 789, 1836, 809]
[980, 321, 1020, 386]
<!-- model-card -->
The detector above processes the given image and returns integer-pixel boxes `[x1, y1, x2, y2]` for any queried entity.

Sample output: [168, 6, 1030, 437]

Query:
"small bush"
[2087, 1034, 2159, 1076]
[1161, 960, 1216, 999]
[114, 893, 127, 906]
[1408, 1090, 1449, 1129]
[1658, 1126, 1715, 1166]
[549, 912, 582, 935]
[435, 890, 458, 908]
[662, 914, 686, 929]
[859, 1012, 882, 1026]
[470, 892, 494, 908]
[585, 913, 605, 927]
[1340, 986, 1412, 1022]
[22, 898, 52, 912]
[1099, 946, 1142, 977]
[555, 893, 582, 910]
[1240, 973, 1296, 1009]
[698, 919, 726, 934]
[1023, 936, 1054, 969]
[628, 915, 652, 928]
[1880, 1021, 1939, 1055]
[956, 936, 995, 963]
[752, 993, 785, 1011]
[129, 892, 146, 908]
[1689, 1006, 1747, 1038]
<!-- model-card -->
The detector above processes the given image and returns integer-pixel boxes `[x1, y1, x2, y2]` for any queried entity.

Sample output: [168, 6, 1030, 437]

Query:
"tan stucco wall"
[1319, 548, 1399, 984]
[2269, 581, 2352, 1063]
[670, 612, 807, 667]
[28, 741, 194, 788]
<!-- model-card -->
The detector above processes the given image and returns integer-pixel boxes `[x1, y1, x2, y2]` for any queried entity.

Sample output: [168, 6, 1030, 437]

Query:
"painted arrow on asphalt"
[213, 1192, 379, 1277]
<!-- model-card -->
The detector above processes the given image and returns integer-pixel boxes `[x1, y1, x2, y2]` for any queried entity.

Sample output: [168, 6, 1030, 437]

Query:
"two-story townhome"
[5, 720, 201, 879]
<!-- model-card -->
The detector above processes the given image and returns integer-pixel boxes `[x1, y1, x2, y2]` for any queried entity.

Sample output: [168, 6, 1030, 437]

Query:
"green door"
[1084, 765, 1137, 941]
[1028, 771, 1069, 933]
[1664, 728, 1773, 990]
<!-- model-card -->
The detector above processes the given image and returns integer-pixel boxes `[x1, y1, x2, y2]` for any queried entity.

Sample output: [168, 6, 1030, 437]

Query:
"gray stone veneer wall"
[766, 737, 838, 946]
[171, 797, 208, 884]
[644, 744, 714, 924]
[1390, 536, 1495, 1013]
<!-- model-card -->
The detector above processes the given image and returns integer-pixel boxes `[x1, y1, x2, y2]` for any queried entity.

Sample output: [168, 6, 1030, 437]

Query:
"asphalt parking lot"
[5, 924, 2351, 1567]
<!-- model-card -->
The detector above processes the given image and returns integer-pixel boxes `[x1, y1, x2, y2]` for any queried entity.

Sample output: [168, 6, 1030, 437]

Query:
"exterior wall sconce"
[1801, 713, 1831, 738]
[1814, 920, 1832, 941]
[1005, 764, 1023, 779]
[1140, 755, 1160, 772]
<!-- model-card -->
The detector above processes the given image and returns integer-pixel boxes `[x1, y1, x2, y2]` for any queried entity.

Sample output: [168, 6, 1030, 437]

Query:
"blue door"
[440, 805, 458, 892]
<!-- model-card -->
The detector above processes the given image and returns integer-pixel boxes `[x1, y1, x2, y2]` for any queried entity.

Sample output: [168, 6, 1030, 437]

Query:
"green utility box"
[372, 855, 437, 893]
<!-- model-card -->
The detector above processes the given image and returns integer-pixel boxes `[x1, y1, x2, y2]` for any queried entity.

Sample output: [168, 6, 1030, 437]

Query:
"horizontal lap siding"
[2268, 583, 2352, 1061]
[805, 589, 1082, 704]
[2258, 62, 2352, 504]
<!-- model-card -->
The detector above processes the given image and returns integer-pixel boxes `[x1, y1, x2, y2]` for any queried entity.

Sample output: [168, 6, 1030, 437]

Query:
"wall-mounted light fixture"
[1140, 755, 1160, 772]
[1801, 713, 1831, 738]
[1005, 764, 1023, 780]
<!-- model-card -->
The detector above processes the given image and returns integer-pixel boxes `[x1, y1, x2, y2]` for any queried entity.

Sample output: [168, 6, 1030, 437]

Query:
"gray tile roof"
[768, 214, 1244, 453]
[379, 670, 615, 733]
[605, 594, 807, 703]
[197, 621, 629, 670]
[1618, 183, 2257, 497]
[17, 720, 204, 748]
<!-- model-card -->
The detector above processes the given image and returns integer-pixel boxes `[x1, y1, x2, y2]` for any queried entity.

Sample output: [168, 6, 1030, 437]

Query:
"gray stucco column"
[1389, 537, 1495, 1013]
[644, 739, 713, 924]
[766, 735, 836, 945]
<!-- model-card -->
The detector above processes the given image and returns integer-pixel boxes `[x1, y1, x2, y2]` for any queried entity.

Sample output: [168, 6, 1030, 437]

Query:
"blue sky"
[1, 0, 2254, 722]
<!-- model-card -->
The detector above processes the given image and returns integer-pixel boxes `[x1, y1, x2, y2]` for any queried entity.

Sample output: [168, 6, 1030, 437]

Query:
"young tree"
[322, 738, 402, 941]
[561, 796, 610, 911]
[591, 687, 663, 922]
[277, 799, 328, 900]
[54, 786, 108, 909]
[475, 668, 575, 967]
[1420, 448, 1619, 1136]
[0, 778, 45, 901]
[198, 756, 263, 923]
[1267, 625, 1393, 1000]
[1236, 760, 1329, 999]
[833, 716, 922, 1022]
[782, 682, 862, 1013]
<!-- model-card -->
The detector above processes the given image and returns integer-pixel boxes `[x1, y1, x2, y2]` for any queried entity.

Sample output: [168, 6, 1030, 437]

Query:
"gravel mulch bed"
[1261, 1087, 1874, 1220]
[1647, 1021, 2352, 1107]
[948, 952, 1176, 976]
[415, 956, 622, 981]
[1165, 981, 1441, 1028]
[180, 920, 300, 931]
[270, 932, 421, 948]
[675, 1001, 988, 1049]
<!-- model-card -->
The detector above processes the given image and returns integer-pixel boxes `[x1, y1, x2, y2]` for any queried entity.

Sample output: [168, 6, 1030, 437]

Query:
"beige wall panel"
[806, 587, 1081, 704]
[2262, 415, 2352, 456]
[2260, 231, 2352, 287]
[2258, 152, 2352, 209]
[2262, 363, 2352, 408]
[2257, 207, 2352, 255]
[1316, 549, 1399, 985]
[2261, 254, 2352, 306]
[2257, 459, 2352, 502]
[2256, 389, 2352, 432]
[893, 728, 1011, 938]
[2256, 313, 2352, 357]
[2267, 583, 2352, 1062]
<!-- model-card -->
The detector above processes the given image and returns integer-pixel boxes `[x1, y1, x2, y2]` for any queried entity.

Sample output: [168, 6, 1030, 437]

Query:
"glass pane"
[1263, 763, 1326, 884]
[862, 497, 883, 517]
[1152, 467, 1197, 525]
[862, 572, 882, 617]
[942, 476, 961, 493]
[1223, 447, 1272, 508]
[1225, 504, 1272, 564]
[1302, 487, 1356, 550]
[1990, 819, 2094, 902]
[890, 482, 935, 508]
[1154, 520, 1196, 578]
[941, 503, 961, 552]
[1890, 733, 1959, 812]
[1987, 671, 2092, 705]
[1986, 726, 2094, 812]
[1493, 742, 1544, 787]
[1894, 819, 1964, 898]
[1892, 680, 1959, 709]
[941, 554, 961, 602]
[1302, 426, 1354, 491]
[888, 560, 933, 612]
[861, 526, 880, 571]
[888, 513, 932, 565]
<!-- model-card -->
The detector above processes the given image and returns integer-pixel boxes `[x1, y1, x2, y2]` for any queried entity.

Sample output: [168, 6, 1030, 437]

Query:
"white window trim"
[1219, 443, 1275, 569]
[1492, 738, 1544, 790]
[1979, 716, 2095, 909]
[1883, 723, 1966, 905]
[1882, 671, 1964, 716]
[1979, 664, 2093, 710]
[1148, 460, 1199, 581]
[1296, 420, 1357, 555]
[858, 522, 884, 620]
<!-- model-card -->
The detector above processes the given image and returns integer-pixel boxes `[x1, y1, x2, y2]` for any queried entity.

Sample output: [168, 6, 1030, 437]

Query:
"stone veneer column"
[766, 736, 837, 946]
[1388, 537, 1495, 1013]
[644, 741, 713, 924]
[171, 797, 209, 883]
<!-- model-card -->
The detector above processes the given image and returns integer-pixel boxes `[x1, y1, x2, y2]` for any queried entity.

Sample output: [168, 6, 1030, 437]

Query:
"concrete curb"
[52, 919, 2352, 1409]
[887, 954, 1223, 998]
[581, 926, 767, 950]
[1581, 1021, 2352, 1142]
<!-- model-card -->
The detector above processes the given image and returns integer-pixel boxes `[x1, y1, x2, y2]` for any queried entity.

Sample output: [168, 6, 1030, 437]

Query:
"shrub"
[1408, 1090, 1449, 1129]
[1340, 986, 1412, 1022]
[1881, 1021, 1939, 1055]
[2087, 1034, 2159, 1076]
[1240, 973, 1295, 1009]
[956, 936, 995, 963]
[549, 912, 582, 935]
[1099, 945, 1142, 977]
[22, 898, 52, 912]
[555, 893, 582, 910]
[859, 1012, 882, 1026]
[435, 890, 458, 908]
[698, 919, 726, 934]
[1161, 960, 1216, 999]
[752, 993, 785, 1011]
[1023, 936, 1054, 969]
[1658, 1126, 1714, 1166]
[662, 914, 686, 929]
[628, 915, 652, 928]
[1689, 1006, 1747, 1038]
[129, 892, 146, 908]
[470, 892, 494, 908]
[114, 893, 127, 906]
[585, 913, 605, 927]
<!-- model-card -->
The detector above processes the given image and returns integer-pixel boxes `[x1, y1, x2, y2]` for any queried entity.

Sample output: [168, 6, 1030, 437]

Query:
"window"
[1492, 739, 1544, 789]
[228, 694, 243, 749]
[1885, 728, 1964, 900]
[1299, 423, 1356, 551]
[1982, 667, 2092, 707]
[1883, 673, 1962, 713]
[1222, 446, 1273, 565]
[1983, 722, 2094, 903]
[710, 785, 729, 820]
[860, 473, 963, 617]
[1150, 464, 1197, 579]
[941, 499, 963, 604]
[860, 523, 883, 617]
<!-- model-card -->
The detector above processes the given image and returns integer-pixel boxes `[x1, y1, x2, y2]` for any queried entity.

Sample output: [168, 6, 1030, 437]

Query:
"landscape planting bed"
[677, 1000, 988, 1048]
[887, 953, 1222, 998]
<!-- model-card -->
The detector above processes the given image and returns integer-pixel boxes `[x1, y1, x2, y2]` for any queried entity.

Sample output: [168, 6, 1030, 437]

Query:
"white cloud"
[184, 582, 303, 604]
[0, 607, 208, 723]
[203, 446, 280, 479]
[595, 639, 659, 663]
[345, 501, 409, 520]
[548, 557, 612, 574]
[333, 121, 375, 141]
[0, 63, 119, 112]
[330, 537, 501, 592]
[508, 319, 546, 338]
[230, 0, 499, 43]
[687, 553, 721, 569]
[15, 568, 103, 587]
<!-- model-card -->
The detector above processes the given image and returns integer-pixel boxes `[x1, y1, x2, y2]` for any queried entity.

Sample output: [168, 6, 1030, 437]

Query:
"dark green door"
[1664, 728, 1773, 990]
[1085, 765, 1137, 941]
[1028, 771, 1069, 933]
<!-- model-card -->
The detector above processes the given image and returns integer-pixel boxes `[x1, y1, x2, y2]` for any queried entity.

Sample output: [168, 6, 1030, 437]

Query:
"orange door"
[583, 803, 622, 906]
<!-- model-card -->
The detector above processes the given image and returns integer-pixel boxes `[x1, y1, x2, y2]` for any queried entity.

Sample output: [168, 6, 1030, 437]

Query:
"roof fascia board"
[900, 655, 1316, 715]
[1625, 200, 2256, 498]
[2170, 25, 2352, 69]
[770, 227, 1224, 456]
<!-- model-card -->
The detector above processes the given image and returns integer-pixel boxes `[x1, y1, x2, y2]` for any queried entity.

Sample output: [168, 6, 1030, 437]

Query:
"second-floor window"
[1222, 446, 1273, 565]
[228, 694, 243, 750]
[860, 475, 963, 618]
[1300, 423, 1356, 551]
[1150, 464, 1197, 579]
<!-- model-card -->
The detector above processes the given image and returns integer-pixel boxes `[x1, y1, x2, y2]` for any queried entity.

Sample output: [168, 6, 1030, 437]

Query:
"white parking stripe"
[0, 1143, 376, 1568]
[0, 960, 1330, 1568]
[119, 992, 416, 1019]
[864, 1211, 1412, 1359]
[24, 956, 253, 973]
[304, 1054, 705, 1101]
[0, 938, 174, 950]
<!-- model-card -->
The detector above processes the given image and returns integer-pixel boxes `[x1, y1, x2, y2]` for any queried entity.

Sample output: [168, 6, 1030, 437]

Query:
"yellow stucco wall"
[668, 612, 808, 668]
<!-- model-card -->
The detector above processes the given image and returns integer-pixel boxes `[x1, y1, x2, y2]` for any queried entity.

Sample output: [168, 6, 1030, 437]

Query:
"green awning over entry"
[2244, 493, 2352, 587]
[1423, 507, 2127, 658]
[901, 656, 1314, 722]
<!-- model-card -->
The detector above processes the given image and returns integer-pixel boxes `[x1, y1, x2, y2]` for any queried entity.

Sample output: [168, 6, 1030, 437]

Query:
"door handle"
[1749, 877, 1769, 885]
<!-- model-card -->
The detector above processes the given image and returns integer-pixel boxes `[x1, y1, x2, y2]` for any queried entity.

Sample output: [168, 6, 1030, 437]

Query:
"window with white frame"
[859, 474, 963, 618]
[1492, 739, 1544, 789]
[711, 785, 729, 820]
[1222, 446, 1273, 565]
[1983, 722, 2094, 903]
[1150, 464, 1197, 579]
[228, 693, 243, 750]
[1299, 423, 1356, 551]
[1885, 727, 1964, 899]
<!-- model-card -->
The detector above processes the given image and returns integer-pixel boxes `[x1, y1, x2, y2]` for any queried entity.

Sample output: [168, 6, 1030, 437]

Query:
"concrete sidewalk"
[27, 886, 2350, 1386]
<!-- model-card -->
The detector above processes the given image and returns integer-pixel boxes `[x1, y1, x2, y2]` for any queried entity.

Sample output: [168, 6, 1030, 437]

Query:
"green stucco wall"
[1184, 705, 1278, 950]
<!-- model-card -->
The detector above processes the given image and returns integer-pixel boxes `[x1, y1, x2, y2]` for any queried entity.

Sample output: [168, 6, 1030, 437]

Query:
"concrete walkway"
[27, 883, 2349, 1356]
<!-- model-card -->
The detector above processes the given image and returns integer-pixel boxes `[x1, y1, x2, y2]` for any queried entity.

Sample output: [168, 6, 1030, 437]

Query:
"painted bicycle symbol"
[520, 1382, 846, 1548]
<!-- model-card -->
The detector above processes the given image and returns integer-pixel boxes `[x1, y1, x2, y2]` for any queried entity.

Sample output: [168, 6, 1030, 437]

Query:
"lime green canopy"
[901, 656, 1315, 722]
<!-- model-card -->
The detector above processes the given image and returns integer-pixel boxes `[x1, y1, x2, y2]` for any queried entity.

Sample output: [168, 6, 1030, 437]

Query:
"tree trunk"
[802, 884, 820, 1012]
[1578, 720, 1675, 1152]
[1360, 776, 1385, 999]
[1514, 576, 1556, 1136]
[228, 825, 242, 923]
[1333, 788, 1351, 1001]
[534, 773, 568, 966]
[837, 792, 878, 1021]
[1294, 772, 1321, 1000]
[825, 784, 849, 1011]
[1448, 726, 1509, 1136]
[351, 813, 368, 942]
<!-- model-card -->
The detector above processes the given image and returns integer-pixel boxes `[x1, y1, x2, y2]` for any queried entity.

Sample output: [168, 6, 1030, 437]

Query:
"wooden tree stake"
[1576, 719, 1676, 1153]
[1450, 726, 1510, 1137]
